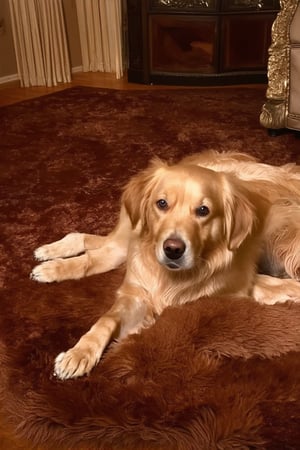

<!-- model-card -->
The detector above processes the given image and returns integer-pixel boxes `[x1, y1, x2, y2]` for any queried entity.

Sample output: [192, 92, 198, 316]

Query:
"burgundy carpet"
[0, 86, 299, 450]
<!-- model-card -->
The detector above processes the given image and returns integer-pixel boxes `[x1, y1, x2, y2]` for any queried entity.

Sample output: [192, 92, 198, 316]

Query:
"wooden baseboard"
[0, 73, 19, 84]
[72, 65, 83, 73]
[0, 67, 83, 86]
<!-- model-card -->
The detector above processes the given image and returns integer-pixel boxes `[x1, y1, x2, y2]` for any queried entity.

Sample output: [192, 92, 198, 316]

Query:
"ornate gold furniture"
[127, 0, 280, 85]
[260, 0, 300, 133]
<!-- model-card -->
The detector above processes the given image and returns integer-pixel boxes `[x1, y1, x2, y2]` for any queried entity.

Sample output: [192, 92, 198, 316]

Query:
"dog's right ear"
[222, 175, 258, 251]
[122, 158, 166, 228]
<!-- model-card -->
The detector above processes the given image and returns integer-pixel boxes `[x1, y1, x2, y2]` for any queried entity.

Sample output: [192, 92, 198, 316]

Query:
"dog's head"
[122, 158, 262, 271]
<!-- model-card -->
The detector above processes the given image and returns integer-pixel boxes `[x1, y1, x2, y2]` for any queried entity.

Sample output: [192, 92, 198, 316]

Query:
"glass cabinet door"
[150, 15, 218, 74]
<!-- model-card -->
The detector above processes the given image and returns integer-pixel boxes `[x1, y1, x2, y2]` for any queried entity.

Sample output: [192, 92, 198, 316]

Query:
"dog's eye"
[195, 205, 210, 217]
[156, 199, 168, 210]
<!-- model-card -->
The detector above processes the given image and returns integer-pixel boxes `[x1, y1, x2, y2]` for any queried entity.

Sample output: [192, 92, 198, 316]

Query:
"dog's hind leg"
[253, 274, 300, 305]
[261, 200, 300, 281]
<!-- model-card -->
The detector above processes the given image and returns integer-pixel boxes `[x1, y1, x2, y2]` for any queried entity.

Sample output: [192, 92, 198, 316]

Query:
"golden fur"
[31, 151, 300, 379]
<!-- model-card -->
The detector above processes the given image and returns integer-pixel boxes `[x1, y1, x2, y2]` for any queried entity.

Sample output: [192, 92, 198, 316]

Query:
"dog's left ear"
[122, 158, 166, 229]
[223, 176, 259, 251]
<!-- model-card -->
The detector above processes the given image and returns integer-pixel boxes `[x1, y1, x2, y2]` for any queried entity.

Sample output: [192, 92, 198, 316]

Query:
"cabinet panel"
[221, 14, 274, 71]
[150, 15, 218, 74]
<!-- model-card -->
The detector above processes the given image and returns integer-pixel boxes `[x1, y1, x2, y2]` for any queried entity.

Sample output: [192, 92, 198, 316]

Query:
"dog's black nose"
[163, 238, 186, 260]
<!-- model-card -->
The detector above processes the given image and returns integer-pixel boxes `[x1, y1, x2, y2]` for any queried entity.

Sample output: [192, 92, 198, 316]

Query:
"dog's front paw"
[30, 259, 65, 283]
[34, 244, 55, 262]
[54, 347, 100, 380]
[31, 254, 87, 282]
[34, 233, 85, 261]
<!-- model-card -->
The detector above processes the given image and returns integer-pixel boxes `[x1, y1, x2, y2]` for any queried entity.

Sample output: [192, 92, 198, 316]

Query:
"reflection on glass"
[150, 16, 217, 73]
[224, 0, 279, 10]
[233, 0, 264, 6]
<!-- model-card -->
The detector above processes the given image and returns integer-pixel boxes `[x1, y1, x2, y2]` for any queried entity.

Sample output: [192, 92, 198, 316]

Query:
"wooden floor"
[0, 72, 137, 107]
[0, 71, 266, 107]
[0, 71, 203, 107]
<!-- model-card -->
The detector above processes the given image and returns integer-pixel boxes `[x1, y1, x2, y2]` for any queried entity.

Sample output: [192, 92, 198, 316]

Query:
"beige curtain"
[75, 0, 124, 78]
[9, 0, 71, 87]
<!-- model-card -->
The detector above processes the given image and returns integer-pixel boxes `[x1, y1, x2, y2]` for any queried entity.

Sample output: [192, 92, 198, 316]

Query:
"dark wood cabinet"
[126, 0, 280, 85]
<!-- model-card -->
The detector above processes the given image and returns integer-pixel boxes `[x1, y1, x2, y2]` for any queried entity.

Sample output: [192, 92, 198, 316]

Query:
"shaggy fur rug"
[0, 86, 299, 450]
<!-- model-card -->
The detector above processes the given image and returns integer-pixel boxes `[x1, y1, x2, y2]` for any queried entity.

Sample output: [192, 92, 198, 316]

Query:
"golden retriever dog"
[31, 151, 300, 380]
